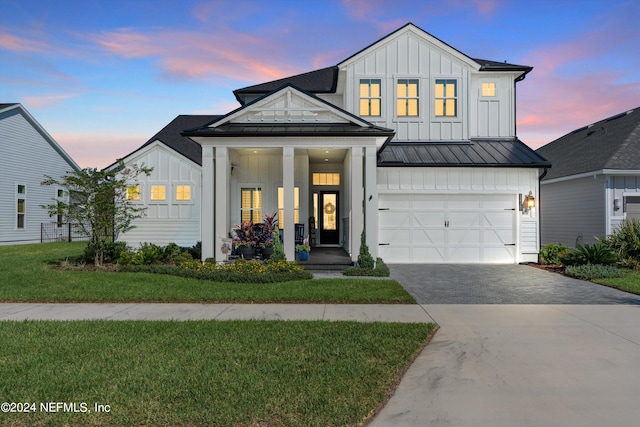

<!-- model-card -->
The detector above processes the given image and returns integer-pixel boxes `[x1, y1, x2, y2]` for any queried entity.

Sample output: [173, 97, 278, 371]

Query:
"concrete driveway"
[371, 265, 640, 427]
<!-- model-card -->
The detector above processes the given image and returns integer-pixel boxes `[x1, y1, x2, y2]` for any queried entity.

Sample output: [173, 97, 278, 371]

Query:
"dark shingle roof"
[378, 139, 551, 168]
[233, 67, 338, 104]
[536, 107, 640, 180]
[129, 115, 221, 166]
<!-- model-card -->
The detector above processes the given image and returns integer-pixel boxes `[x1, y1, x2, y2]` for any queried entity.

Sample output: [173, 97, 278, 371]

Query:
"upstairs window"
[126, 185, 141, 201]
[241, 188, 262, 223]
[359, 79, 381, 116]
[397, 79, 419, 117]
[482, 82, 496, 97]
[150, 185, 166, 201]
[175, 185, 191, 201]
[435, 79, 457, 117]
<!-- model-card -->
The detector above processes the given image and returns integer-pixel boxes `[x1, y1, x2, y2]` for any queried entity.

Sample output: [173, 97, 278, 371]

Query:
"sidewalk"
[0, 303, 435, 323]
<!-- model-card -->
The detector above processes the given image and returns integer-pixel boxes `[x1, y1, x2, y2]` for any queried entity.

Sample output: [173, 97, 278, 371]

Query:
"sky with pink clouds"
[1, 0, 639, 168]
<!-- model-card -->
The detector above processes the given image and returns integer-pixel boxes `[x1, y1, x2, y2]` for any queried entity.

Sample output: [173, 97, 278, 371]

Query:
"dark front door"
[319, 191, 339, 244]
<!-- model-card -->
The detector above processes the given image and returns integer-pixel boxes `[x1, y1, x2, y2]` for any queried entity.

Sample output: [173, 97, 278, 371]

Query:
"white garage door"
[378, 194, 516, 263]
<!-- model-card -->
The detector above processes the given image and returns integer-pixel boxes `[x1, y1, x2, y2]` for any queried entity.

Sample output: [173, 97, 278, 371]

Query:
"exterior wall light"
[522, 191, 535, 212]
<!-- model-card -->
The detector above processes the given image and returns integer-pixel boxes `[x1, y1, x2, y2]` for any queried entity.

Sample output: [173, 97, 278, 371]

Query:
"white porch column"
[283, 146, 295, 260]
[351, 146, 364, 262]
[214, 146, 229, 262]
[201, 145, 215, 261]
[365, 145, 378, 259]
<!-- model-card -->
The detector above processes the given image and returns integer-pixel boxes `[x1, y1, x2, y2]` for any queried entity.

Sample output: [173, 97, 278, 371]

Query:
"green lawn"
[593, 269, 640, 295]
[0, 242, 414, 303]
[0, 320, 435, 427]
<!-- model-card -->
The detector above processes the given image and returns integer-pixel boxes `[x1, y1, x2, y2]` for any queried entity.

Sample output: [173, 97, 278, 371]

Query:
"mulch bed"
[526, 263, 566, 275]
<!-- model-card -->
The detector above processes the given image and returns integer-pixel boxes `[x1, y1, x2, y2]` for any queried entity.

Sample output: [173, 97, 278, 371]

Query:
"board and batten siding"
[229, 152, 310, 230]
[0, 107, 77, 245]
[341, 30, 516, 142]
[119, 142, 201, 247]
[377, 166, 540, 262]
[540, 175, 606, 247]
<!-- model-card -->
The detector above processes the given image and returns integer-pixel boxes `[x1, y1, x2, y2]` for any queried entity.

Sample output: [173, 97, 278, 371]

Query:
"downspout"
[538, 167, 548, 260]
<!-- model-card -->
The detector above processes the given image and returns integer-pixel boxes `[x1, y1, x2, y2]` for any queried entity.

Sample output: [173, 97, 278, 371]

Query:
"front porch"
[296, 247, 353, 271]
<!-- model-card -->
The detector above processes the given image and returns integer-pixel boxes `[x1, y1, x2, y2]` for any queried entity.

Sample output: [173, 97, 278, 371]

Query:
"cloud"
[23, 94, 80, 109]
[516, 4, 640, 150]
[89, 27, 305, 83]
[0, 29, 49, 52]
[53, 132, 148, 169]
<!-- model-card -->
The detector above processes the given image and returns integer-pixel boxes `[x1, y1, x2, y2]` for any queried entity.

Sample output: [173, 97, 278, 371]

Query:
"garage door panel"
[379, 246, 411, 261]
[412, 194, 445, 209]
[379, 228, 411, 244]
[378, 193, 516, 263]
[448, 247, 481, 263]
[448, 229, 481, 245]
[380, 210, 412, 226]
[413, 247, 446, 262]
[483, 247, 516, 263]
[448, 211, 480, 227]
[413, 211, 445, 227]
[378, 194, 410, 209]
[483, 211, 513, 227]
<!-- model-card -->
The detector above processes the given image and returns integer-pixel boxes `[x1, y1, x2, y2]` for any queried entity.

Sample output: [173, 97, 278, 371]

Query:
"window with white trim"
[482, 82, 496, 97]
[359, 79, 381, 116]
[16, 184, 26, 229]
[126, 185, 141, 201]
[241, 188, 262, 223]
[277, 187, 300, 229]
[175, 185, 191, 201]
[435, 79, 457, 117]
[397, 79, 419, 117]
[150, 185, 166, 201]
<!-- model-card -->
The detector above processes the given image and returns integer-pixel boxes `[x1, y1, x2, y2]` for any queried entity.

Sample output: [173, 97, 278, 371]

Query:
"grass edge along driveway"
[0, 242, 415, 304]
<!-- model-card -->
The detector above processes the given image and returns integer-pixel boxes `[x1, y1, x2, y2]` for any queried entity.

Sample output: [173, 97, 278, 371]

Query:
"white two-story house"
[118, 23, 550, 263]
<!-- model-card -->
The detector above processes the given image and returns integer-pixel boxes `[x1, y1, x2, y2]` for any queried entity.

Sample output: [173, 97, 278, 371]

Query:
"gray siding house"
[119, 23, 550, 263]
[536, 107, 640, 247]
[0, 103, 80, 245]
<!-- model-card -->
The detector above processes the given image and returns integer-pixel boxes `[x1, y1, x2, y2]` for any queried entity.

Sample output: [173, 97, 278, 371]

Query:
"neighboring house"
[536, 107, 640, 247]
[0, 103, 80, 245]
[120, 23, 550, 263]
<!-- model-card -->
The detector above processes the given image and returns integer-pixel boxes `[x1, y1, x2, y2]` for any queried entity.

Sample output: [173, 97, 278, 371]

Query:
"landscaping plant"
[41, 161, 152, 266]
[559, 242, 617, 266]
[604, 218, 640, 269]
[540, 243, 569, 265]
[564, 264, 623, 281]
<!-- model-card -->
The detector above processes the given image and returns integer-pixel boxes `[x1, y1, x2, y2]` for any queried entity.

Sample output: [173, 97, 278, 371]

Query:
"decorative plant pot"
[262, 246, 274, 260]
[298, 251, 309, 261]
[237, 246, 256, 259]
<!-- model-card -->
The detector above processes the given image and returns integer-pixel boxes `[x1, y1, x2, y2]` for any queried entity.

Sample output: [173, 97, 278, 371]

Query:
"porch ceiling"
[233, 147, 347, 163]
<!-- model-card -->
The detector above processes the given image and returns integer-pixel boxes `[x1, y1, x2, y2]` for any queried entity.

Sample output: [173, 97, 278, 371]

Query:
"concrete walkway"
[0, 303, 434, 323]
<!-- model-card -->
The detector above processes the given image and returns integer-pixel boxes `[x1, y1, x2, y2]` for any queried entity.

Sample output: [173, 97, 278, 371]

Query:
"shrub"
[559, 242, 617, 266]
[269, 231, 286, 263]
[565, 264, 623, 281]
[540, 243, 569, 265]
[356, 231, 375, 270]
[117, 242, 192, 265]
[343, 257, 390, 277]
[82, 241, 127, 264]
[184, 241, 202, 261]
[605, 218, 640, 267]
